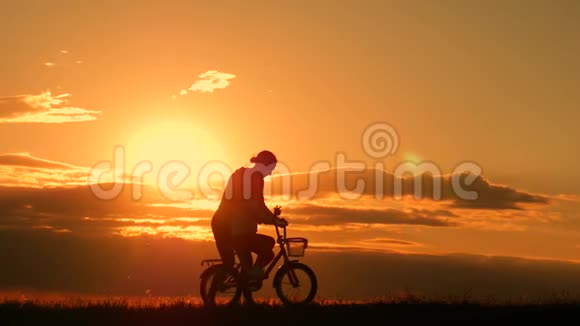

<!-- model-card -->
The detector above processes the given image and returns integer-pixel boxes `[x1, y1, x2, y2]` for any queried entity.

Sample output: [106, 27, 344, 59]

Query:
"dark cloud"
[0, 152, 212, 236]
[361, 238, 420, 246]
[307, 244, 399, 253]
[0, 154, 553, 238]
[1, 229, 580, 300]
[306, 250, 580, 300]
[0, 184, 212, 235]
[285, 203, 457, 227]
[267, 168, 549, 210]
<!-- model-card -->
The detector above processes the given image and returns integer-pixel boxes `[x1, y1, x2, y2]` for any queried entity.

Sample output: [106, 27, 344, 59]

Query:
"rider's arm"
[248, 174, 277, 224]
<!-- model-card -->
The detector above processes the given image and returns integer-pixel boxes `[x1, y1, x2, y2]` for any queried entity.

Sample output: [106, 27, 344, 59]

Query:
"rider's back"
[212, 167, 269, 236]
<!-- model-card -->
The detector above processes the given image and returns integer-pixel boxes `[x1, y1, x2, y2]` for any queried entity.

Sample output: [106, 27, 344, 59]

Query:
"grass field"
[1, 292, 580, 325]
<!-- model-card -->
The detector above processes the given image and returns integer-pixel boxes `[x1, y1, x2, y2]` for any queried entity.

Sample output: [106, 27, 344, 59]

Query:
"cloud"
[266, 168, 549, 210]
[183, 70, 236, 94]
[0, 153, 214, 237]
[305, 238, 423, 253]
[0, 183, 213, 237]
[361, 237, 421, 246]
[552, 194, 580, 203]
[284, 203, 458, 227]
[0, 153, 91, 188]
[2, 229, 580, 299]
[0, 91, 101, 123]
[0, 166, 89, 188]
[0, 153, 561, 241]
[0, 152, 218, 237]
[0, 153, 83, 170]
[307, 243, 399, 253]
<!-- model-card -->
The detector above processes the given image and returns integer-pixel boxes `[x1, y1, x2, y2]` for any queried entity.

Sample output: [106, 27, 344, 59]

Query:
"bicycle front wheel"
[273, 262, 317, 305]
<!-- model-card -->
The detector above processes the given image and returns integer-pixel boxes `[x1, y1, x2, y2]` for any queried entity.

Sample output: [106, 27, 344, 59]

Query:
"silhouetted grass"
[1, 292, 580, 325]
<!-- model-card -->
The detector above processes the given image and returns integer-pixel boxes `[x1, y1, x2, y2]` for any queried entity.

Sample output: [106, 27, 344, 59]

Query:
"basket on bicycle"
[286, 237, 308, 257]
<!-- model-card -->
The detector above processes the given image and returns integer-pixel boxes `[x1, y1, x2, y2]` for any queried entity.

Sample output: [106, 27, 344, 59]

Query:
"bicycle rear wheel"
[199, 264, 223, 305]
[273, 262, 317, 305]
[207, 266, 243, 306]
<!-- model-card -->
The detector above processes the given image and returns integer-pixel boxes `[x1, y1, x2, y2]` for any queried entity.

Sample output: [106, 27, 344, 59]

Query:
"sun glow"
[125, 120, 228, 188]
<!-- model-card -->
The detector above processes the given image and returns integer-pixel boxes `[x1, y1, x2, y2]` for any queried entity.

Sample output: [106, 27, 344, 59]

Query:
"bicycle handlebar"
[275, 224, 287, 243]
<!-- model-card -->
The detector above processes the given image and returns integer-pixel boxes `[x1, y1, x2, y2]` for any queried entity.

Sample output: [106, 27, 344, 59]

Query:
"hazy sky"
[1, 0, 580, 299]
[2, 1, 579, 184]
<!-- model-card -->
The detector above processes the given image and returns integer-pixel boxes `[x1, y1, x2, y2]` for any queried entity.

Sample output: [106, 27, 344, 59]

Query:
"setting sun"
[125, 120, 228, 187]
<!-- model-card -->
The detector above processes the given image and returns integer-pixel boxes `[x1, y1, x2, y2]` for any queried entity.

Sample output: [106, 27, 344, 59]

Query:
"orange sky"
[1, 1, 579, 187]
[1, 1, 580, 298]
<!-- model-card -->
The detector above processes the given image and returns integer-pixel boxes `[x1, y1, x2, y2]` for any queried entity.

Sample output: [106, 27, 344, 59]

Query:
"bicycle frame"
[202, 225, 297, 270]
[201, 224, 304, 293]
[262, 225, 298, 279]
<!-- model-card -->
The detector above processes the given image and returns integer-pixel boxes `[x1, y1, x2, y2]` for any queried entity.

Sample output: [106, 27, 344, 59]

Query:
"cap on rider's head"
[250, 150, 277, 166]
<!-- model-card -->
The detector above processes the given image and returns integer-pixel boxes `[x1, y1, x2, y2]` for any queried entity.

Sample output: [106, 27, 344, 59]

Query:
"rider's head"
[250, 150, 277, 176]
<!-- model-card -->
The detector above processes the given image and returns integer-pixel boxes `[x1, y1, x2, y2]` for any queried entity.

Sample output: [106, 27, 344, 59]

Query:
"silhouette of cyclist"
[211, 150, 288, 287]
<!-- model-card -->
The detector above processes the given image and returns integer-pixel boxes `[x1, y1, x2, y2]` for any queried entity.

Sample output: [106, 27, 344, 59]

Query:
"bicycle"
[199, 223, 317, 306]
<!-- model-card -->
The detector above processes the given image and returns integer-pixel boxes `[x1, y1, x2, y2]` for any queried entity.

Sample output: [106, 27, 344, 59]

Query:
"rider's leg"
[218, 242, 235, 270]
[251, 234, 275, 269]
[233, 234, 268, 285]
[212, 230, 236, 294]
[232, 234, 254, 274]
[234, 233, 274, 282]
[212, 224, 235, 270]
[232, 235, 261, 295]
